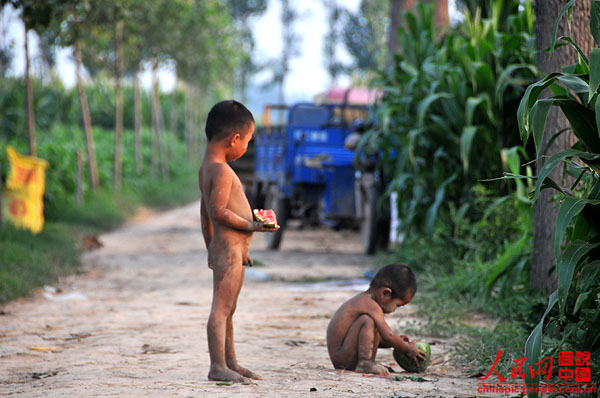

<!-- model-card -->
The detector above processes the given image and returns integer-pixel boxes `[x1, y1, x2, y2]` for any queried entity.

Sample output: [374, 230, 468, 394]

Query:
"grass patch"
[0, 170, 200, 304]
[378, 201, 545, 376]
[0, 222, 83, 302]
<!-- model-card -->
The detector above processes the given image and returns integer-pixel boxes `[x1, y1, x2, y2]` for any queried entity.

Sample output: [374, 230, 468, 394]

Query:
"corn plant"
[362, 0, 536, 236]
[516, 1, 600, 394]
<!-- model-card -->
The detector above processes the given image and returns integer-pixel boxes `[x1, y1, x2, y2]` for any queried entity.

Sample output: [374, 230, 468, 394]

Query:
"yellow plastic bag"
[6, 146, 49, 196]
[2, 146, 49, 234]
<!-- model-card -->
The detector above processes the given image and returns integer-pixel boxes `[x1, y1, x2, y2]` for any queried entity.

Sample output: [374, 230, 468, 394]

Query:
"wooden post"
[76, 150, 83, 204]
[114, 19, 124, 191]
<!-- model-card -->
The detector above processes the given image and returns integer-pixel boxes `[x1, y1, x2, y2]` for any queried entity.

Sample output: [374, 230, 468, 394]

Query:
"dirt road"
[0, 202, 493, 397]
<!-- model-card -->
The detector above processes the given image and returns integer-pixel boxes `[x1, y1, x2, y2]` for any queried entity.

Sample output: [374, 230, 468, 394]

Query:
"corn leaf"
[485, 233, 529, 291]
[556, 99, 600, 153]
[517, 73, 562, 141]
[417, 93, 451, 128]
[557, 240, 600, 314]
[591, 0, 600, 47]
[588, 48, 600, 102]
[532, 149, 600, 202]
[529, 99, 554, 158]
[554, 197, 590, 260]
[525, 291, 558, 398]
[557, 74, 589, 94]
[424, 173, 456, 234]
[460, 126, 478, 172]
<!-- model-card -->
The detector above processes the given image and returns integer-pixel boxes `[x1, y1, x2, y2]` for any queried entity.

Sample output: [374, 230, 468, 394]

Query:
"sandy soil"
[0, 202, 496, 397]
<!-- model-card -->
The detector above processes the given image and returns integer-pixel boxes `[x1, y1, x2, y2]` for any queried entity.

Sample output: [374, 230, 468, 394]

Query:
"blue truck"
[247, 102, 390, 253]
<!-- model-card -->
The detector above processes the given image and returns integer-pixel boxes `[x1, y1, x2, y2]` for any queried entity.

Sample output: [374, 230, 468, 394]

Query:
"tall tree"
[57, 0, 100, 190]
[343, 0, 388, 74]
[1, 0, 56, 156]
[272, 0, 299, 105]
[530, 0, 594, 293]
[323, 0, 344, 84]
[228, 0, 267, 103]
[388, 0, 447, 57]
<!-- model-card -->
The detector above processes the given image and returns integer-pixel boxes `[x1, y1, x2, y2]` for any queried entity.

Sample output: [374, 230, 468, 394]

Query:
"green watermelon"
[393, 342, 431, 373]
[253, 209, 278, 228]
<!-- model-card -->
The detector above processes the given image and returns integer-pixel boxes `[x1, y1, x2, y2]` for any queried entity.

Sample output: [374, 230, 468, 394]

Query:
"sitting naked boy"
[199, 100, 278, 382]
[326, 263, 426, 375]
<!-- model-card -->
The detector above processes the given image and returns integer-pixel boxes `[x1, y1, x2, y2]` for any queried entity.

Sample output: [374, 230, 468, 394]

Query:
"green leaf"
[588, 48, 600, 101]
[557, 74, 589, 94]
[556, 99, 600, 153]
[486, 233, 530, 291]
[424, 173, 457, 234]
[557, 240, 600, 314]
[550, 0, 577, 54]
[525, 291, 558, 398]
[465, 96, 485, 126]
[495, 63, 537, 102]
[554, 197, 588, 260]
[571, 213, 593, 242]
[460, 126, 478, 172]
[553, 36, 590, 66]
[574, 291, 591, 314]
[591, 1, 600, 47]
[417, 93, 451, 128]
[532, 149, 600, 201]
[529, 99, 554, 158]
[517, 73, 562, 142]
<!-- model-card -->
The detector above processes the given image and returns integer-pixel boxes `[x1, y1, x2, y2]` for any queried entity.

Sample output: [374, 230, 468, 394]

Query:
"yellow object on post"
[2, 146, 49, 234]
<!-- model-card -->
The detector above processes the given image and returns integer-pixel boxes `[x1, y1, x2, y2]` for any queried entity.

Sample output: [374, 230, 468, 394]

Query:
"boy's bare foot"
[208, 365, 250, 382]
[229, 364, 262, 380]
[355, 360, 389, 376]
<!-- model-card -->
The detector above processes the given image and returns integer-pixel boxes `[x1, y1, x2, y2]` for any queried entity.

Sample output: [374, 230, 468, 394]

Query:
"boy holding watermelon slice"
[326, 263, 427, 375]
[199, 100, 279, 382]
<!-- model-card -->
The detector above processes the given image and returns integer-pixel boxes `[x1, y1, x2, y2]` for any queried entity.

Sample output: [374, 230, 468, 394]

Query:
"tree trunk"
[113, 19, 124, 191]
[432, 0, 448, 34]
[170, 76, 178, 136]
[24, 25, 36, 157]
[531, 0, 594, 293]
[133, 67, 142, 175]
[150, 62, 159, 179]
[184, 82, 192, 160]
[74, 41, 99, 191]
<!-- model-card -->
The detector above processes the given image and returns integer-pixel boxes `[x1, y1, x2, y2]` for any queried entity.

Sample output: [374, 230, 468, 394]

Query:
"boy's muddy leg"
[207, 262, 249, 382]
[225, 266, 262, 380]
[334, 314, 388, 375]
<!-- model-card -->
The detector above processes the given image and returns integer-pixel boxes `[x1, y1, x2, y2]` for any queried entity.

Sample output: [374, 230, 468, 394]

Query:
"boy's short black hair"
[370, 263, 416, 300]
[205, 100, 254, 142]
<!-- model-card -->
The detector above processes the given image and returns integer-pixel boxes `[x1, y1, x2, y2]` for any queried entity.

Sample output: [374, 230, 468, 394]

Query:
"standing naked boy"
[199, 100, 278, 382]
[326, 263, 426, 375]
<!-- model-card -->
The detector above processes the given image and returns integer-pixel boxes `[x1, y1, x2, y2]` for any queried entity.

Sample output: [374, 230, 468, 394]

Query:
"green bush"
[362, 1, 536, 235]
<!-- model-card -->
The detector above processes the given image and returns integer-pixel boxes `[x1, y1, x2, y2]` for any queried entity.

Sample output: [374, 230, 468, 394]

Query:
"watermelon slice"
[393, 342, 431, 373]
[253, 209, 278, 228]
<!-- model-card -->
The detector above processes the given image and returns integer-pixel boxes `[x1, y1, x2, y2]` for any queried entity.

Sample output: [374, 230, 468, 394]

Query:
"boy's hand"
[399, 335, 410, 343]
[250, 221, 280, 232]
[243, 256, 253, 267]
[407, 341, 427, 367]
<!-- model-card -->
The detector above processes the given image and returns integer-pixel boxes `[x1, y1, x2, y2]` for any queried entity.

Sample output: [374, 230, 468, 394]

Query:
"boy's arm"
[208, 165, 264, 231]
[367, 302, 427, 365]
[200, 196, 212, 249]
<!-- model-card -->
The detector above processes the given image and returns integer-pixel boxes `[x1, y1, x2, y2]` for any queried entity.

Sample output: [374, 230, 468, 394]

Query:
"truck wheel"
[265, 185, 287, 250]
[360, 186, 378, 255]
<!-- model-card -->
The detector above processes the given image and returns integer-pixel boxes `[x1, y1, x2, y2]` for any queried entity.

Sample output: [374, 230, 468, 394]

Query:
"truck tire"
[265, 185, 288, 250]
[360, 185, 378, 255]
